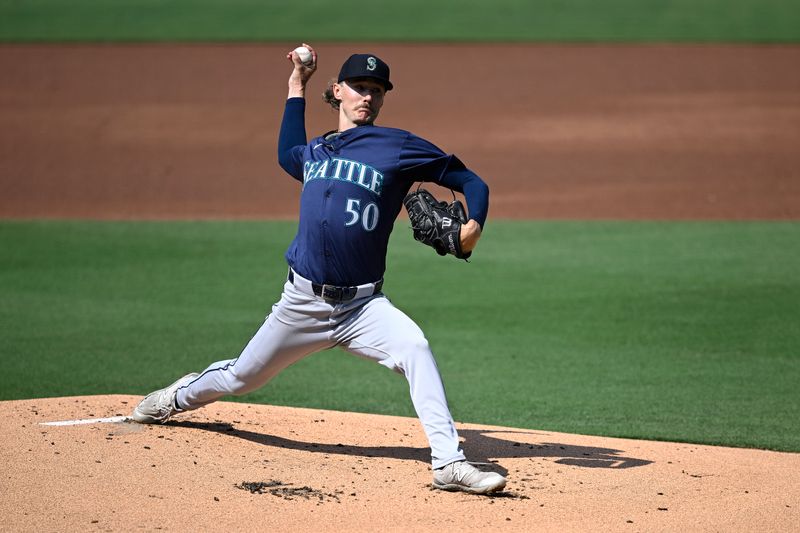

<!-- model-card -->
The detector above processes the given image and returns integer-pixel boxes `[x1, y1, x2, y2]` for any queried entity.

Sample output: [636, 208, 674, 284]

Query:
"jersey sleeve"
[399, 133, 490, 229]
[277, 97, 308, 181]
[397, 133, 465, 182]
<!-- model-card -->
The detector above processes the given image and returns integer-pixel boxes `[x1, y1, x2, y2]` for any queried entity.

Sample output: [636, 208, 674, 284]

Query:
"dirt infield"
[1, 44, 799, 219]
[1, 396, 797, 532]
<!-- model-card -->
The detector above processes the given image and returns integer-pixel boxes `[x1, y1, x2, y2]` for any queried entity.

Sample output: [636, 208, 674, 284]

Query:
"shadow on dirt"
[171, 421, 652, 474]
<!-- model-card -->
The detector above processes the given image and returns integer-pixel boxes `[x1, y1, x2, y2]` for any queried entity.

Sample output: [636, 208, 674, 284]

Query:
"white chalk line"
[40, 416, 132, 426]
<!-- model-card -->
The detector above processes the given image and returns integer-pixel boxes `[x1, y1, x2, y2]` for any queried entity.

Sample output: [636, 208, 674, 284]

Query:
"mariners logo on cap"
[337, 53, 393, 90]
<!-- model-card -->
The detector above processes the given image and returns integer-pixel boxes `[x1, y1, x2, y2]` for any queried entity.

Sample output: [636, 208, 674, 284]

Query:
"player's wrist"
[460, 220, 481, 253]
[287, 82, 306, 99]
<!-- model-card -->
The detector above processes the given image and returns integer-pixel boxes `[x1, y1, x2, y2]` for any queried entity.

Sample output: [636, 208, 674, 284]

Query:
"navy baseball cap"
[337, 54, 393, 91]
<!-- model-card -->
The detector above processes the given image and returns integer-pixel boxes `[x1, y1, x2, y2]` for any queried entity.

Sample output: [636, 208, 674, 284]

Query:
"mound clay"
[1, 396, 798, 531]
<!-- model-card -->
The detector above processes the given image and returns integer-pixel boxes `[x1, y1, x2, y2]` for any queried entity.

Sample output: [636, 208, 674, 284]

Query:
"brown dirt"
[1, 44, 799, 219]
[2, 44, 799, 531]
[1, 396, 798, 532]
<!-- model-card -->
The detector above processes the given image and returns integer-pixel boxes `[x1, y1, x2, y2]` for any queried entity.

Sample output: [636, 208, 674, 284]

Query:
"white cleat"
[131, 373, 199, 424]
[432, 460, 507, 494]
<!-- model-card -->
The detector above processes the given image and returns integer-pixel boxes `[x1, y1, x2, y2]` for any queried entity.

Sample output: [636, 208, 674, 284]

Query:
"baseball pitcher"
[131, 44, 505, 495]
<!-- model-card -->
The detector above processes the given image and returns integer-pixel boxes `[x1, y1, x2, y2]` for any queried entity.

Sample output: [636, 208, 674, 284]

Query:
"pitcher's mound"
[1, 395, 797, 531]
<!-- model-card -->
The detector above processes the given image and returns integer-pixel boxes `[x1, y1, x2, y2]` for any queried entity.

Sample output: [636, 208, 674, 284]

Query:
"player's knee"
[226, 372, 266, 396]
[227, 378, 251, 396]
[395, 335, 433, 362]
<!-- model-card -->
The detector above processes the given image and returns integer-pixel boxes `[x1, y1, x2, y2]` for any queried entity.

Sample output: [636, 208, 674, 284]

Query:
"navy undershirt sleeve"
[440, 167, 490, 229]
[277, 97, 308, 180]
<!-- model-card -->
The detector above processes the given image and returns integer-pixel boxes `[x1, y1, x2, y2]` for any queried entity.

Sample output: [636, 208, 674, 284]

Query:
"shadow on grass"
[171, 421, 652, 474]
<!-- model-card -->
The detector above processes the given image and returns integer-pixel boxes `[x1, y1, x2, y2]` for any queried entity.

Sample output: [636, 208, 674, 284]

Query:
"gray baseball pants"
[175, 273, 466, 469]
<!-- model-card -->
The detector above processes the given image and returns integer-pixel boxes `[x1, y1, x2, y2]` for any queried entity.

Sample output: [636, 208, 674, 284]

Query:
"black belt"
[288, 270, 383, 303]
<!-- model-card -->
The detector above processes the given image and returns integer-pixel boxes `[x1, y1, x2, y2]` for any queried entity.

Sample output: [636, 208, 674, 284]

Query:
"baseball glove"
[403, 188, 471, 260]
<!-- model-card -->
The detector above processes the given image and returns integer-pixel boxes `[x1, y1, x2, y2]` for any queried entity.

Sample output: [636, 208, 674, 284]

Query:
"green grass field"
[2, 220, 798, 451]
[1, 0, 798, 42]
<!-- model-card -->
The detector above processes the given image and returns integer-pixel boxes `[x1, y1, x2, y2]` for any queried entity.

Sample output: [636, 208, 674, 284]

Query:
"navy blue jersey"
[278, 97, 488, 286]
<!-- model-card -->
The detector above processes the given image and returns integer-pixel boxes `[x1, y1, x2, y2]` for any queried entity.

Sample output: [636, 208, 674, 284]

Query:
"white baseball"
[294, 46, 312, 65]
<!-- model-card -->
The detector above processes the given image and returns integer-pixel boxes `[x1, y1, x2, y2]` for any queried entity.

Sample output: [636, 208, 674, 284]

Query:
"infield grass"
[1, 0, 798, 43]
[1, 220, 798, 452]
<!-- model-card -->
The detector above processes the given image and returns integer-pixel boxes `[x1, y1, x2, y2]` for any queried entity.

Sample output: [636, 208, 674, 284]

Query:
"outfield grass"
[1, 220, 798, 452]
[1, 0, 798, 42]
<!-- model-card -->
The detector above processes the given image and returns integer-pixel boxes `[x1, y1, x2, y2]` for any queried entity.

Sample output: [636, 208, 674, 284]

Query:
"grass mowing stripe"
[1, 0, 799, 42]
[1, 220, 798, 451]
